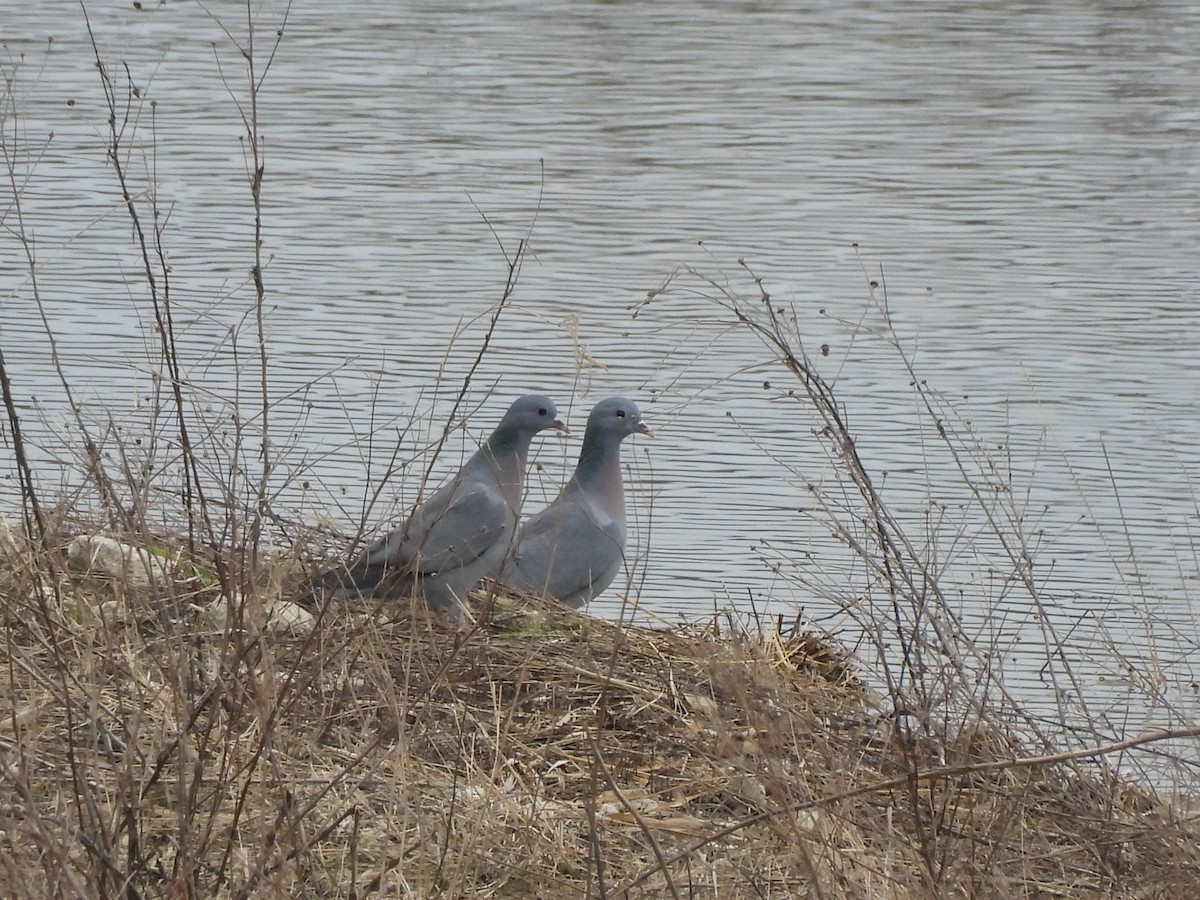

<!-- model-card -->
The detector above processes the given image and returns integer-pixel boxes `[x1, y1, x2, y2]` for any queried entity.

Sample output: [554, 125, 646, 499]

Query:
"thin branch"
[618, 725, 1200, 893]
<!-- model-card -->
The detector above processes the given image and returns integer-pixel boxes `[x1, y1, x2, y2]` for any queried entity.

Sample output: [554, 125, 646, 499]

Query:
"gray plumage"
[499, 397, 653, 608]
[299, 394, 566, 617]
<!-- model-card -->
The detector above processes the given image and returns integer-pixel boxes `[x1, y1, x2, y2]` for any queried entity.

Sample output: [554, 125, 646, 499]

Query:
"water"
[3, 1, 1199, 754]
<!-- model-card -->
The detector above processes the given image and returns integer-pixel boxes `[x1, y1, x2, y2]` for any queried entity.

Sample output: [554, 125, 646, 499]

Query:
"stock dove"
[299, 394, 567, 618]
[500, 397, 653, 608]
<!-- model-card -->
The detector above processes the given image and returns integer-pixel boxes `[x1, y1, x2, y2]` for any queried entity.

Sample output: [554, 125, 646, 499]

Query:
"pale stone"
[0, 514, 29, 562]
[67, 535, 174, 588]
[199, 593, 315, 636]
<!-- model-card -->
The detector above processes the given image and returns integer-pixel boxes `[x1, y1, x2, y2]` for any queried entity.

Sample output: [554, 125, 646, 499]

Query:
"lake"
[3, 0, 1199, 770]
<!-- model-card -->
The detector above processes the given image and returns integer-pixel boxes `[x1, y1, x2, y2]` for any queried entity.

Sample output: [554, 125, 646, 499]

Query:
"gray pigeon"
[499, 397, 653, 608]
[299, 394, 567, 617]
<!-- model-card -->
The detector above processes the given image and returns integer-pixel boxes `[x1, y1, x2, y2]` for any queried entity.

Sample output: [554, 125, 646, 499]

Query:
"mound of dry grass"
[1, 524, 1198, 899]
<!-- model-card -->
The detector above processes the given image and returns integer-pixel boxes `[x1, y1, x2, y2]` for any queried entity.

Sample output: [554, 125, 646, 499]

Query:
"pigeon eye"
[538, 407, 548, 416]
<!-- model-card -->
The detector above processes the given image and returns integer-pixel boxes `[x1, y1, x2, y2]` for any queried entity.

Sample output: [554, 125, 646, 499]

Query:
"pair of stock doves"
[299, 394, 567, 618]
[499, 397, 653, 608]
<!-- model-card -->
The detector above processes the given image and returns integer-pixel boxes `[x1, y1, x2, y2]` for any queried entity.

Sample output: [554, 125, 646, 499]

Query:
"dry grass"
[5, 9, 1200, 896]
[2, 525, 1198, 899]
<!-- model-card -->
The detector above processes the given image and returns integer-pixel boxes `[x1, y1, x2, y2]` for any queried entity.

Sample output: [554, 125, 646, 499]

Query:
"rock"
[266, 597, 315, 633]
[66, 535, 174, 588]
[200, 592, 315, 636]
[0, 514, 30, 563]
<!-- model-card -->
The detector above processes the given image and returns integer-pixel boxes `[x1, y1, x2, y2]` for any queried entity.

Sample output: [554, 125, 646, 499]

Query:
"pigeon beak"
[552, 418, 571, 435]
[635, 420, 655, 439]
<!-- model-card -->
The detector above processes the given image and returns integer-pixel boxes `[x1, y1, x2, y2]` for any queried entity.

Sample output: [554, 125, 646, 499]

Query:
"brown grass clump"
[2, 529, 1198, 899]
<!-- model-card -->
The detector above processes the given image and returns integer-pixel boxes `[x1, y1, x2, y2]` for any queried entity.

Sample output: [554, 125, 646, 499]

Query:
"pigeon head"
[501, 394, 570, 436]
[585, 397, 654, 442]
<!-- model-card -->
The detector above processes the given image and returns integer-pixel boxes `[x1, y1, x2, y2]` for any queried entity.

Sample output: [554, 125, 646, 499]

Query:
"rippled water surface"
[4, 1, 1200, 737]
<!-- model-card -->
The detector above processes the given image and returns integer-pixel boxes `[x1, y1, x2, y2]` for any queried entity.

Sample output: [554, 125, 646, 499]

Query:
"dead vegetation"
[1, 531, 1198, 898]
[5, 5, 1200, 897]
